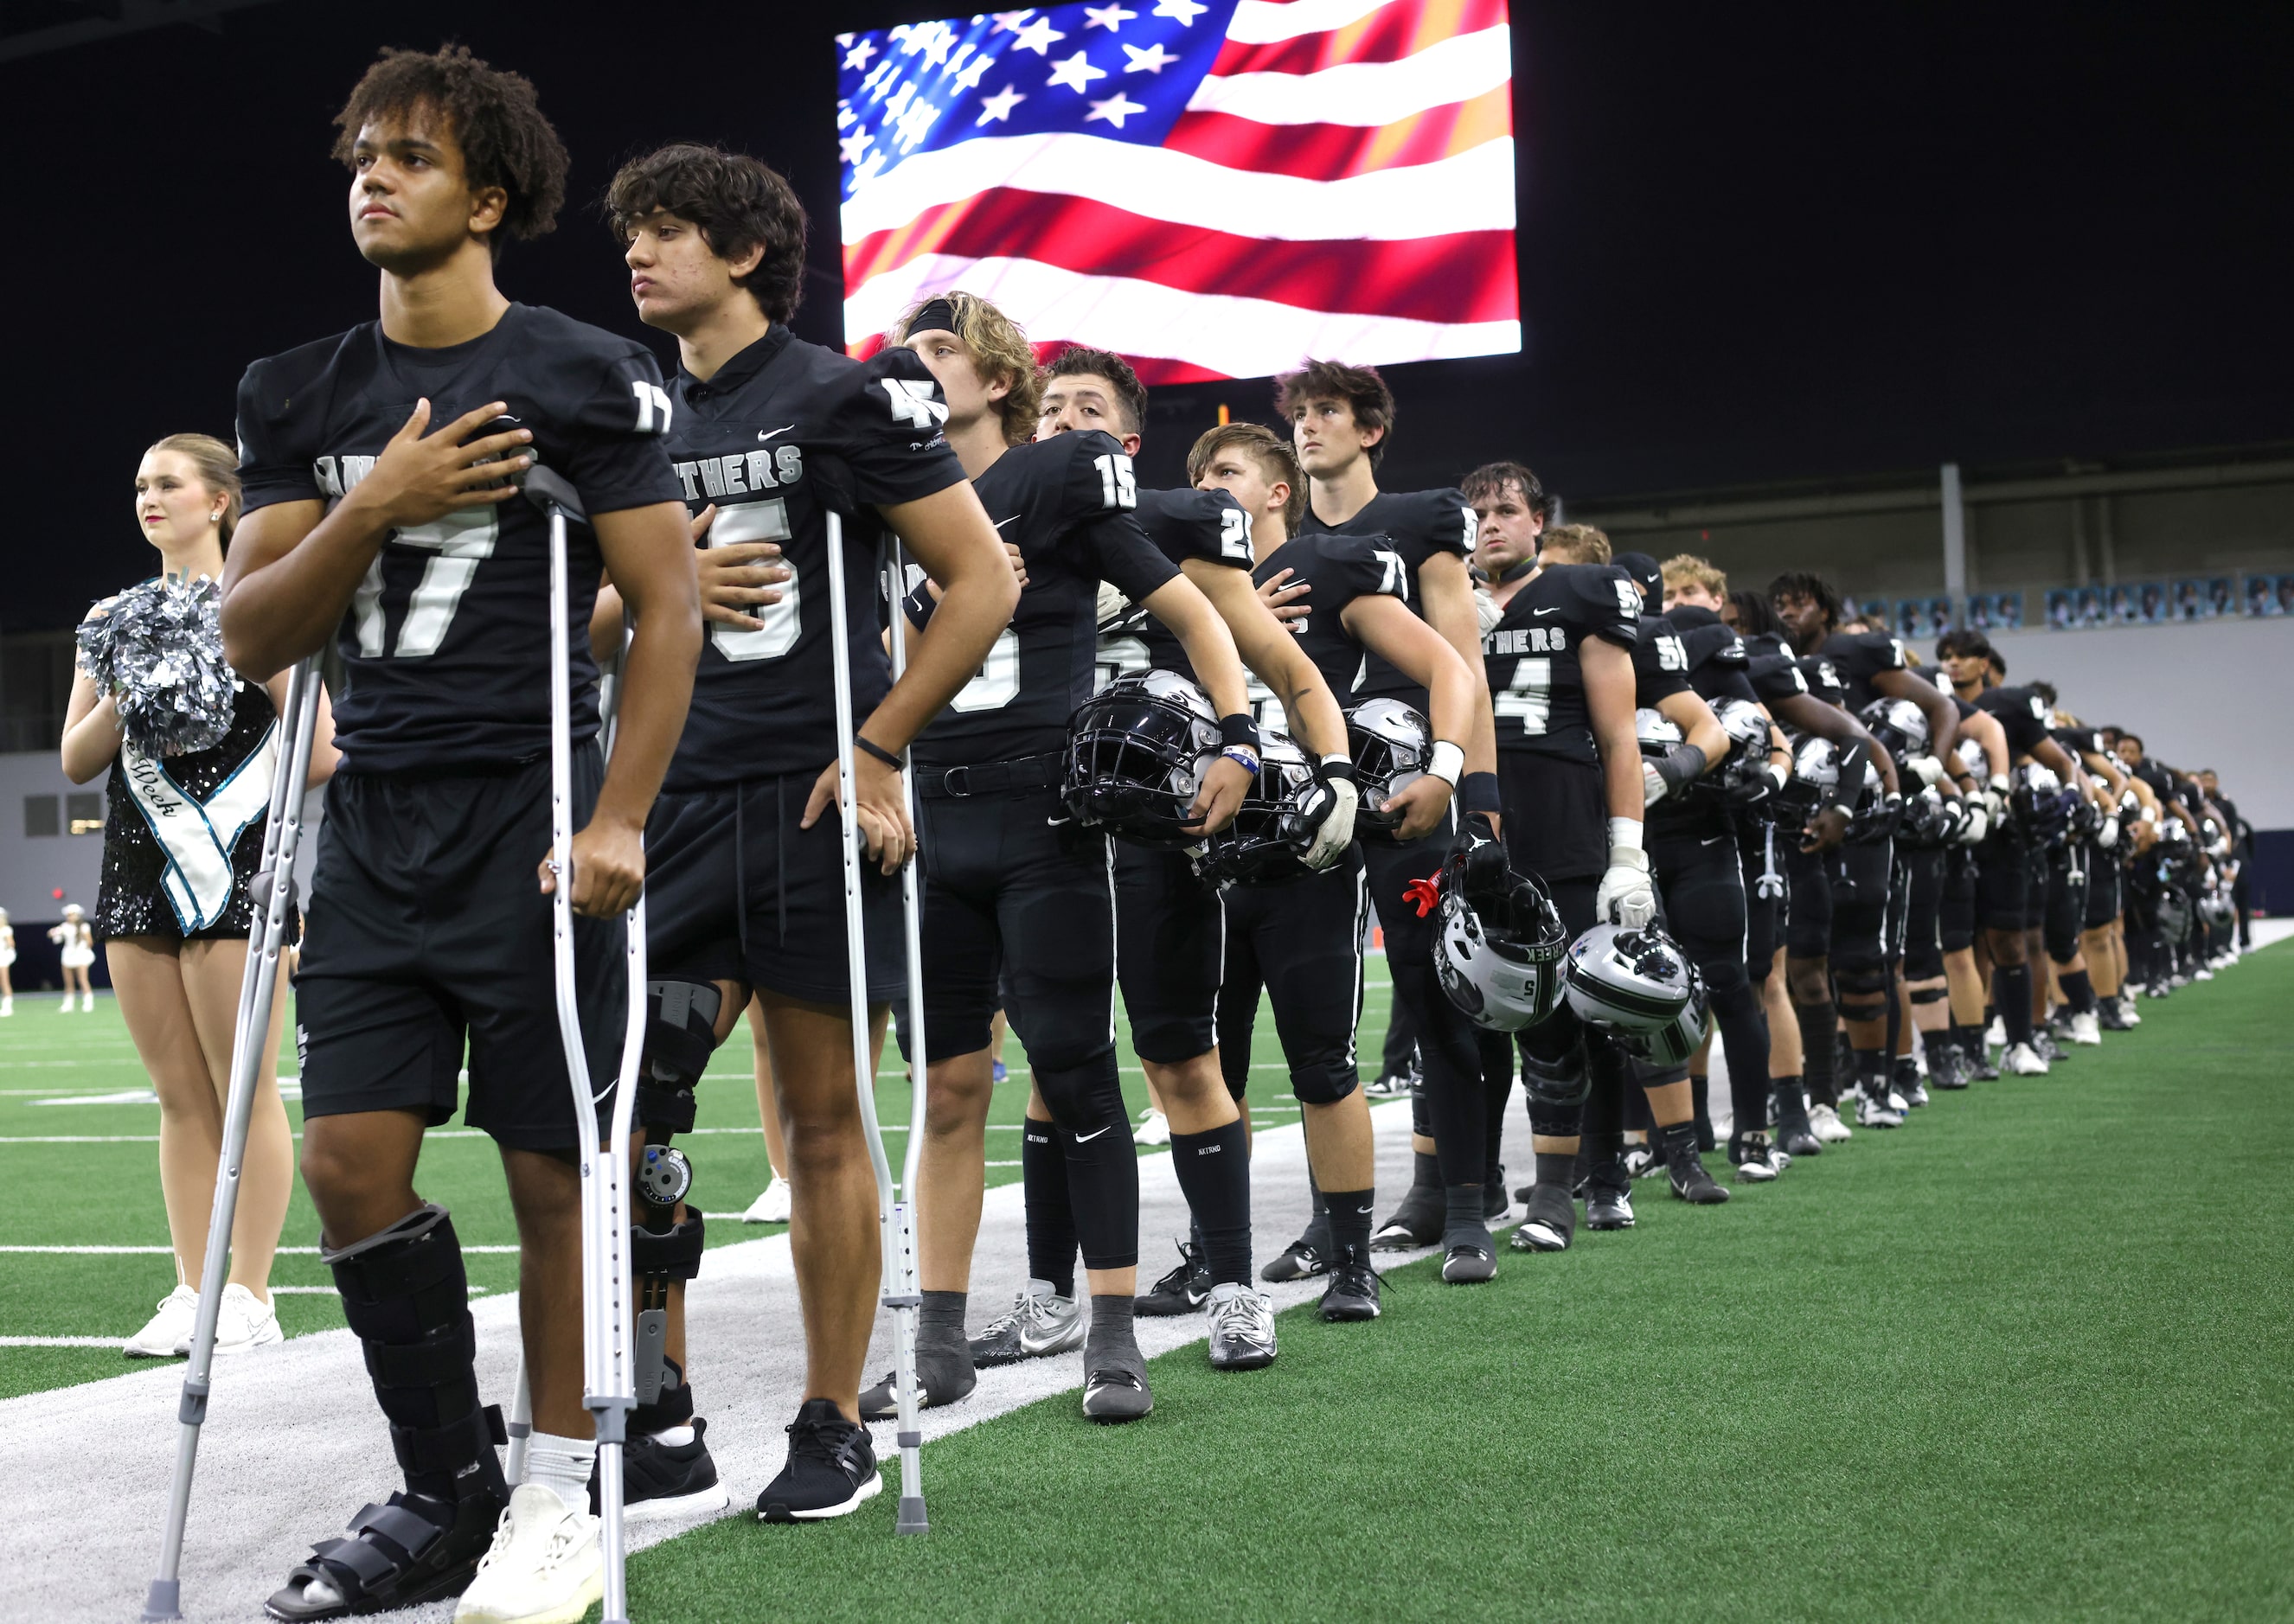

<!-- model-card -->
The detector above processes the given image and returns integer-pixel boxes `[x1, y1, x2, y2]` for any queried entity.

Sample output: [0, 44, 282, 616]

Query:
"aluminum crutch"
[821, 511, 927, 1533]
[144, 655, 324, 1622]
[533, 466, 647, 1624]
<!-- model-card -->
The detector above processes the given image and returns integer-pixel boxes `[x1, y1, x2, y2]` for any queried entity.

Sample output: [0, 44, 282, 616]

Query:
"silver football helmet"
[1562, 924, 1703, 1061]
[1346, 697, 1433, 844]
[1858, 696, 1929, 764]
[1432, 843, 1568, 1031]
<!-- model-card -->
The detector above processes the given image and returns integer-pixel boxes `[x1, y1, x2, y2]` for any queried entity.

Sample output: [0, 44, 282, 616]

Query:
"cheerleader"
[0, 906, 16, 1015]
[61, 433, 336, 1359]
[48, 905, 95, 1010]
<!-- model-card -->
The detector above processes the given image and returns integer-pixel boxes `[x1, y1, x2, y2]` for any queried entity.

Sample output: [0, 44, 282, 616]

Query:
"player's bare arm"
[1136, 572, 1254, 834]
[1414, 550, 1501, 792]
[221, 400, 533, 679]
[1185, 557, 1346, 758]
[1583, 636, 1644, 825]
[1874, 664, 1958, 763]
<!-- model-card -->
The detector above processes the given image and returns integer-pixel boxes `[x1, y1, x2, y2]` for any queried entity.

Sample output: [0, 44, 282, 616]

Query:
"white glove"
[1909, 755, 1945, 788]
[1301, 776, 1359, 871]
[1980, 786, 2007, 828]
[1597, 845, 1657, 929]
[1960, 802, 1990, 845]
[2098, 813, 2119, 850]
[1642, 761, 1669, 807]
[1474, 582, 1504, 636]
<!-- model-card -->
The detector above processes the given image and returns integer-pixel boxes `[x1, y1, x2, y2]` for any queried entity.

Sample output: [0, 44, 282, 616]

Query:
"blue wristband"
[1221, 747, 1261, 776]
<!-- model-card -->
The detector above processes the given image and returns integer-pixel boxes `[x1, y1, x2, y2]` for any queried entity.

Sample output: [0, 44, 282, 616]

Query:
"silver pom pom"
[77, 575, 237, 758]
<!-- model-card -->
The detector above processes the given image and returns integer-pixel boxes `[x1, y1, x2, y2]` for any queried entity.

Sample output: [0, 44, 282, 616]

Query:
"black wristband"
[1317, 759, 1359, 785]
[1460, 770, 1503, 815]
[1655, 741, 1708, 790]
[855, 735, 902, 770]
[1219, 713, 1260, 751]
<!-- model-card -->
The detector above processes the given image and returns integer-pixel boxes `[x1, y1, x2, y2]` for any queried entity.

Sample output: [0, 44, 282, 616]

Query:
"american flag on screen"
[836, 0, 1519, 384]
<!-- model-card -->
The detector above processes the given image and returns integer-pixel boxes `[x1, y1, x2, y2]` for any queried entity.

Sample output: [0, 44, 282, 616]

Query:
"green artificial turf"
[626, 943, 2294, 1624]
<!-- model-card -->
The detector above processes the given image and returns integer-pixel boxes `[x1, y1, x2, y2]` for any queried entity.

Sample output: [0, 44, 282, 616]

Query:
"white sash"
[121, 723, 280, 933]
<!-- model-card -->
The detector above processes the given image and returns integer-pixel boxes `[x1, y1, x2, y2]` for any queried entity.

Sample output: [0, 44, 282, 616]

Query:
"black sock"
[1324, 1187, 1374, 1260]
[1021, 1120, 1075, 1297]
[1992, 967, 2035, 1045]
[912, 1289, 976, 1397]
[1795, 1001, 1839, 1106]
[1689, 1074, 1714, 1150]
[1086, 1293, 1143, 1380]
[1656, 1119, 1700, 1165]
[1771, 1075, 1808, 1131]
[2060, 969, 2097, 1014]
[1853, 1047, 1886, 1097]
[1921, 1028, 1958, 1069]
[1170, 1120, 1251, 1286]
[1410, 1148, 1440, 1196]
[1442, 1183, 1486, 1244]
[1533, 1149, 1577, 1188]
[1300, 1167, 1330, 1250]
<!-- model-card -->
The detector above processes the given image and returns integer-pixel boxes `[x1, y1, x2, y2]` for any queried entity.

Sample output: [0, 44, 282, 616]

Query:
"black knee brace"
[631, 1143, 705, 1406]
[1909, 985, 1948, 1007]
[641, 979, 723, 1137]
[1834, 958, 1891, 1024]
[1519, 1041, 1589, 1109]
[1291, 1064, 1361, 1106]
[324, 1205, 505, 1504]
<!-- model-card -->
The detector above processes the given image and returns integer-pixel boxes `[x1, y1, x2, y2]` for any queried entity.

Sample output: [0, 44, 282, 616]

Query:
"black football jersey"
[907, 431, 1177, 769]
[1243, 532, 1407, 732]
[1629, 612, 1693, 707]
[1740, 632, 1813, 707]
[1663, 604, 1760, 706]
[235, 304, 685, 774]
[1796, 653, 1849, 707]
[1975, 684, 2053, 757]
[1819, 629, 1911, 712]
[1119, 485, 1254, 682]
[1480, 563, 1640, 764]
[659, 327, 965, 791]
[1299, 486, 1476, 708]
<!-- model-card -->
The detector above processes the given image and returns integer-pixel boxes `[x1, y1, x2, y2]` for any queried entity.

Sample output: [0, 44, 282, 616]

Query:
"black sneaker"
[1665, 1141, 1730, 1205]
[1894, 1058, 1929, 1107]
[1260, 1236, 1329, 1282]
[1930, 1045, 1972, 1090]
[1137, 1240, 1211, 1316]
[1509, 1182, 1576, 1251]
[1364, 1060, 1420, 1098]
[1439, 1225, 1496, 1283]
[757, 1399, 882, 1522]
[1318, 1245, 1381, 1321]
[1082, 1366, 1154, 1423]
[1970, 1044, 2001, 1081]
[1369, 1184, 1442, 1251]
[2033, 1028, 2064, 1064]
[1585, 1159, 1636, 1230]
[608, 1417, 731, 1524]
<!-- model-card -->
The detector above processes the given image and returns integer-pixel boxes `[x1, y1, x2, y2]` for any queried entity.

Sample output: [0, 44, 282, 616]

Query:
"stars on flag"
[1046, 48, 1108, 93]
[1085, 91, 1149, 128]
[1083, 3, 1137, 28]
[843, 37, 878, 71]
[976, 83, 1028, 125]
[1122, 41, 1179, 73]
[1011, 16, 1065, 54]
[952, 50, 997, 93]
[1152, 0, 1207, 22]
[989, 10, 1036, 32]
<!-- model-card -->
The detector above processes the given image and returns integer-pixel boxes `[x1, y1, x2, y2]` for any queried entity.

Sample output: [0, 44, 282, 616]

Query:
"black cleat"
[1137, 1239, 1211, 1316]
[1509, 1182, 1576, 1251]
[1369, 1184, 1442, 1251]
[1318, 1245, 1381, 1320]
[1585, 1158, 1637, 1229]
[1260, 1237, 1329, 1282]
[756, 1398, 883, 1522]
[1082, 1368, 1154, 1423]
[1440, 1227, 1496, 1283]
[1665, 1141, 1730, 1205]
[1930, 1044, 1972, 1090]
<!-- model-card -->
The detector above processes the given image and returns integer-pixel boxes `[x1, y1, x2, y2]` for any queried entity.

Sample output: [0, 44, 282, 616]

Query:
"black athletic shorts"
[295, 750, 624, 1152]
[1217, 850, 1368, 1105]
[1114, 843, 1225, 1065]
[917, 784, 1115, 1066]
[1496, 752, 1607, 881]
[1975, 837, 2029, 932]
[1825, 837, 1894, 972]
[2085, 841, 2121, 930]
[1649, 820, 1748, 975]
[1785, 840, 1831, 961]
[1940, 846, 1978, 953]
[1362, 819, 1451, 964]
[645, 776, 905, 1005]
[1900, 847, 1946, 982]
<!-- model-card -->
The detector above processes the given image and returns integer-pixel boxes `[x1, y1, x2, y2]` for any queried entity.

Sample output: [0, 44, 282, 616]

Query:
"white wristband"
[1607, 816, 1644, 854]
[1426, 740, 1465, 788]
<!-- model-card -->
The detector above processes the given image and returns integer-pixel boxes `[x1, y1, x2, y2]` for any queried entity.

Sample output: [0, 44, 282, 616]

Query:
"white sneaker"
[2118, 996, 2142, 1026]
[58, 997, 74, 1014]
[2068, 1012, 2102, 1046]
[1808, 1103, 1854, 1144]
[125, 1285, 198, 1358]
[80, 992, 93, 1012]
[1133, 1108, 1171, 1147]
[1855, 1090, 1905, 1129]
[741, 1175, 792, 1224]
[1984, 1016, 2005, 1049]
[2194, 966, 2214, 981]
[2003, 1042, 2050, 1076]
[214, 1282, 284, 1353]
[454, 1485, 603, 1624]
[1, 996, 12, 1016]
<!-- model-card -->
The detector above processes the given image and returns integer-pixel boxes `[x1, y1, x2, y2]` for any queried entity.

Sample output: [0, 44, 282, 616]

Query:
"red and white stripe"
[843, 0, 1518, 384]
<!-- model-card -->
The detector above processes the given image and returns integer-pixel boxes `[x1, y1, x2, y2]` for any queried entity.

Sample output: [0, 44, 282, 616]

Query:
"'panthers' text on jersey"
[235, 304, 686, 773]
[661, 327, 965, 791]
[1663, 604, 1762, 706]
[1244, 532, 1407, 734]
[1480, 563, 1640, 764]
[1298, 486, 1474, 707]
[1104, 485, 1254, 685]
[1819, 629, 1910, 713]
[908, 430, 1176, 769]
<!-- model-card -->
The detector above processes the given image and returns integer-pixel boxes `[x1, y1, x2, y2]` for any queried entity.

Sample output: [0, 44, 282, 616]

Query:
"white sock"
[649, 1424, 695, 1447]
[525, 1430, 597, 1516]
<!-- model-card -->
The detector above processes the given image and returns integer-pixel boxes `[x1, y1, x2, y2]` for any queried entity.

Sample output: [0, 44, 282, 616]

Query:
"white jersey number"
[707, 499, 799, 663]
[1496, 656, 1553, 735]
[952, 627, 1021, 712]
[1220, 504, 1253, 562]
[1374, 547, 1410, 600]
[354, 507, 499, 659]
[1094, 452, 1137, 511]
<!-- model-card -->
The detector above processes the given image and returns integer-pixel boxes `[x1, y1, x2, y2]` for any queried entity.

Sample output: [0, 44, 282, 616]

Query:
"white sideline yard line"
[0, 1244, 524, 1256]
[1, 1336, 121, 1348]
[0, 1097, 1477, 1624]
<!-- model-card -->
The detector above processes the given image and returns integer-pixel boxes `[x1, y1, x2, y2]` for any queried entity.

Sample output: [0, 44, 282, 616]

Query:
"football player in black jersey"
[889, 292, 1257, 1423]
[1035, 356, 1351, 1364]
[601, 146, 1016, 1521]
[221, 50, 701, 1621]
[1195, 421, 1483, 1312]
[1273, 361, 1507, 1275]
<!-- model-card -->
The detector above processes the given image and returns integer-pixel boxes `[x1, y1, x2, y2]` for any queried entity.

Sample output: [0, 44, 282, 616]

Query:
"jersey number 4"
[1496, 656, 1552, 735]
[353, 508, 497, 659]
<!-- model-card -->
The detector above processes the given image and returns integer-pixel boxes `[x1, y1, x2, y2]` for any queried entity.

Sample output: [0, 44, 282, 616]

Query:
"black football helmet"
[1062, 670, 1221, 849]
[1346, 697, 1433, 844]
[1193, 732, 1332, 886]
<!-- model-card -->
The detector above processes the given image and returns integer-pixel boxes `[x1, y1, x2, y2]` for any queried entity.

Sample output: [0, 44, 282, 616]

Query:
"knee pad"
[1834, 957, 1890, 1020]
[1033, 1050, 1127, 1135]
[324, 1205, 504, 1495]
[641, 979, 723, 1137]
[1519, 1042, 1589, 1109]
[1291, 1065, 1360, 1106]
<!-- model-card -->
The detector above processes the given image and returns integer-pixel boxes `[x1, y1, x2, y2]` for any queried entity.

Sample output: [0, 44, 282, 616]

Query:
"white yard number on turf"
[952, 628, 1021, 711]
[353, 507, 498, 658]
[1496, 656, 1553, 735]
[1095, 452, 1137, 510]
[708, 499, 799, 662]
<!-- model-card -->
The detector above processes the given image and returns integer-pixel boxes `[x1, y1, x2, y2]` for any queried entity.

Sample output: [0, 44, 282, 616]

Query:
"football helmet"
[1895, 784, 1957, 848]
[1858, 696, 1929, 765]
[2009, 763, 2075, 846]
[1062, 670, 1221, 849]
[1706, 698, 1780, 812]
[1778, 735, 1879, 823]
[1432, 839, 1568, 1031]
[1635, 707, 1683, 758]
[1346, 697, 1433, 844]
[1562, 924, 1703, 1064]
[1194, 732, 1331, 886]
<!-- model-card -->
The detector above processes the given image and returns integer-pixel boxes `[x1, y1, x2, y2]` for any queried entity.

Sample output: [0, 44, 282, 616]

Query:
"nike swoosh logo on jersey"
[1074, 1125, 1112, 1141]
[995, 515, 1021, 529]
[1534, 606, 1560, 615]
[1701, 835, 1726, 846]
[757, 425, 795, 441]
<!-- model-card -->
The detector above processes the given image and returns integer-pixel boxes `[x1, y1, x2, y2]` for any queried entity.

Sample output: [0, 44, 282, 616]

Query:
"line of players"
[212, 48, 2255, 1624]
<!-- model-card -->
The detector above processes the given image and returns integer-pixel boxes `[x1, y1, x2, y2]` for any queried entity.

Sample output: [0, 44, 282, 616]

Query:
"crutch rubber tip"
[896, 1498, 929, 1535]
[141, 1579, 182, 1621]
